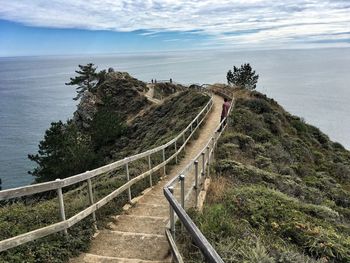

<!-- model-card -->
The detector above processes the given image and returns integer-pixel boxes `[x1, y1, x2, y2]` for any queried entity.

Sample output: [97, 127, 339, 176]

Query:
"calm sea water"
[0, 48, 349, 189]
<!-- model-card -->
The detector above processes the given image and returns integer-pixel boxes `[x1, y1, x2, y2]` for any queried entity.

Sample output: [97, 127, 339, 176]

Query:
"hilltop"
[28, 69, 194, 183]
[181, 89, 350, 262]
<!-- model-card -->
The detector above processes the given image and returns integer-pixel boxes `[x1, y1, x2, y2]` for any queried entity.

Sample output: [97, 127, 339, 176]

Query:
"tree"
[227, 63, 259, 90]
[28, 121, 99, 182]
[89, 108, 126, 148]
[66, 63, 98, 100]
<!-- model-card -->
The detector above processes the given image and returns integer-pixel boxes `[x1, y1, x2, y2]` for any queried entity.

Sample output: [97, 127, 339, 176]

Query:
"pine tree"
[28, 121, 98, 182]
[227, 63, 259, 90]
[66, 63, 98, 100]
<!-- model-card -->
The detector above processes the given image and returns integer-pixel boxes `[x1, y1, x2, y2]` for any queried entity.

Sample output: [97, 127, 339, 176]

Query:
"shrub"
[243, 98, 272, 114]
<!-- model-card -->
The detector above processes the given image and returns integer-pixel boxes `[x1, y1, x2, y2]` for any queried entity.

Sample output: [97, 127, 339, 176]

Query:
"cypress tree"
[66, 63, 98, 100]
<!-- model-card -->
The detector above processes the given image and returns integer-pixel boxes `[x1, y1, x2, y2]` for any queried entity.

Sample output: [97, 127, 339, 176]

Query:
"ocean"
[0, 48, 349, 189]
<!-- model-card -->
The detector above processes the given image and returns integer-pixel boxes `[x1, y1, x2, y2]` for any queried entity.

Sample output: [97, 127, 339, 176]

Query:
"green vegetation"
[65, 63, 101, 101]
[153, 82, 184, 99]
[227, 63, 259, 90]
[28, 66, 148, 183]
[180, 89, 350, 262]
[28, 121, 99, 183]
[0, 66, 210, 262]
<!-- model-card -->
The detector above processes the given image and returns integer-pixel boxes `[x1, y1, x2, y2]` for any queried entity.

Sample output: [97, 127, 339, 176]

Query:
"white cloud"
[0, 0, 349, 48]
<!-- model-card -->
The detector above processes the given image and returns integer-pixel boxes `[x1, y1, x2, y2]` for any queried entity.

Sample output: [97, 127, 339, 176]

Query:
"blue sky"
[0, 0, 350, 56]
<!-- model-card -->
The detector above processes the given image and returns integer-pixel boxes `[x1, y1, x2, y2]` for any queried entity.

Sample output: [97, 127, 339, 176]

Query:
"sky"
[0, 0, 350, 56]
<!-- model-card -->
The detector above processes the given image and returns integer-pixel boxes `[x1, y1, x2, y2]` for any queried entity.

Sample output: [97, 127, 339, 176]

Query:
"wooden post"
[174, 141, 178, 164]
[206, 146, 210, 177]
[56, 179, 68, 235]
[148, 155, 153, 187]
[169, 186, 175, 238]
[163, 148, 166, 175]
[179, 174, 185, 231]
[179, 175, 185, 209]
[194, 160, 199, 208]
[126, 163, 132, 203]
[211, 137, 215, 160]
[87, 178, 97, 229]
[183, 133, 186, 150]
[201, 152, 205, 177]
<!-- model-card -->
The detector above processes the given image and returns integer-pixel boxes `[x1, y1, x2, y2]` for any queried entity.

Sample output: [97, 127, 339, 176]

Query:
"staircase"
[70, 94, 222, 262]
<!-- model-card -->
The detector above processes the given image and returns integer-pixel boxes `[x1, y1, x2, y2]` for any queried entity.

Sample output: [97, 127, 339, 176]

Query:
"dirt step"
[129, 203, 169, 217]
[109, 215, 167, 235]
[138, 193, 168, 204]
[87, 230, 170, 261]
[141, 192, 166, 200]
[137, 196, 168, 206]
[75, 253, 171, 263]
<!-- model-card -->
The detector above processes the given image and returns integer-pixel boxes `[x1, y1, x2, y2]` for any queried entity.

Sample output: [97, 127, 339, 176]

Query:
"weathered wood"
[126, 163, 132, 203]
[194, 160, 199, 208]
[201, 152, 205, 177]
[0, 95, 213, 201]
[162, 148, 166, 175]
[0, 221, 68, 252]
[160, 101, 213, 189]
[148, 155, 152, 187]
[165, 228, 184, 263]
[168, 187, 175, 238]
[164, 187, 224, 263]
[162, 93, 234, 262]
[87, 178, 97, 226]
[0, 180, 63, 201]
[206, 146, 210, 177]
[56, 180, 68, 235]
[179, 175, 185, 209]
[0, 91, 215, 252]
[174, 141, 178, 164]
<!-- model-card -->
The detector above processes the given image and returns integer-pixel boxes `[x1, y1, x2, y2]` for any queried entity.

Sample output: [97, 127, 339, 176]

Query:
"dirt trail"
[71, 94, 223, 263]
[144, 85, 161, 104]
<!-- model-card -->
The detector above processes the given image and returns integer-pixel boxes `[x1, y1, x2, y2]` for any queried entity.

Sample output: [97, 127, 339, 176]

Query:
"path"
[127, 85, 160, 125]
[144, 85, 161, 104]
[71, 94, 223, 263]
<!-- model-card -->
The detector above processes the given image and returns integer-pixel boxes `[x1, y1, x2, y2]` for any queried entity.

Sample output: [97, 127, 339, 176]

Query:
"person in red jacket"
[219, 98, 230, 131]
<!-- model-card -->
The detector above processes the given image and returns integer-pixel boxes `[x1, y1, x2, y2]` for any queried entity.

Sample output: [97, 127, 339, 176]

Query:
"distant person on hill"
[219, 98, 230, 131]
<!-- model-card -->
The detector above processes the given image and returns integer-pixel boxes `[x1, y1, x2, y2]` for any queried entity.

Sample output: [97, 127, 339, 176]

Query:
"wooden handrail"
[0, 91, 212, 201]
[0, 90, 213, 252]
[164, 88, 234, 262]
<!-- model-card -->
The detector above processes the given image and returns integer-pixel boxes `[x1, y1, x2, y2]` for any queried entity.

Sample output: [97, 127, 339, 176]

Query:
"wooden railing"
[164, 87, 234, 262]
[0, 90, 213, 252]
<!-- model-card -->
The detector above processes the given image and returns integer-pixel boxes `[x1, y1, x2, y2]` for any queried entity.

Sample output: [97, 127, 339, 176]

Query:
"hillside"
[181, 89, 350, 262]
[0, 68, 210, 263]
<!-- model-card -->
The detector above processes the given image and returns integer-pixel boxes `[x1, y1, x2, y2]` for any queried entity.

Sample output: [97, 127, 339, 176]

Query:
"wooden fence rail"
[0, 88, 213, 252]
[164, 86, 234, 262]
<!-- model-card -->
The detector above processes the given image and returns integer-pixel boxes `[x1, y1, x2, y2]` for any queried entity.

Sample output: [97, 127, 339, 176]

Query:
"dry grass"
[233, 88, 251, 100]
[206, 175, 233, 204]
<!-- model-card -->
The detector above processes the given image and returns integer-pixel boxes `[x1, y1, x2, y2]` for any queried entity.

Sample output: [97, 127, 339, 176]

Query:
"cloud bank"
[0, 0, 349, 49]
